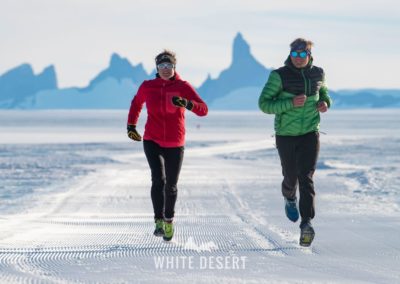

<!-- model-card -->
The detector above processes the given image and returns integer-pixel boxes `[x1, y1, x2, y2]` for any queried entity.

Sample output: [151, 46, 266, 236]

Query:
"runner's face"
[290, 50, 310, 68]
[157, 63, 175, 80]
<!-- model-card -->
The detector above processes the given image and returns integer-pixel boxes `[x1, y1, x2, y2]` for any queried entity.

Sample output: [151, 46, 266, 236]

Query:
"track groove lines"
[0, 143, 320, 282]
[220, 178, 317, 256]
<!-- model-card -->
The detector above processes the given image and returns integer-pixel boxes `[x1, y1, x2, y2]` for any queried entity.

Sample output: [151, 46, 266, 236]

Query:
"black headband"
[156, 54, 175, 65]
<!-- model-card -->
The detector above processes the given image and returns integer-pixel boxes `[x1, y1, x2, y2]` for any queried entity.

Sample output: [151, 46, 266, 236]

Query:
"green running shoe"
[299, 219, 315, 247]
[153, 219, 165, 237]
[163, 221, 174, 241]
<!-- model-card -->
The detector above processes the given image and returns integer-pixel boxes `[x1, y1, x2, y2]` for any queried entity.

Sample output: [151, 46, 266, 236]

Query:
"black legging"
[143, 140, 184, 221]
[276, 131, 320, 220]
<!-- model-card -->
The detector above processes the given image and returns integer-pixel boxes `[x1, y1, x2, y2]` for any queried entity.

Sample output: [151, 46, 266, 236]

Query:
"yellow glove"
[172, 96, 193, 110]
[127, 125, 142, 141]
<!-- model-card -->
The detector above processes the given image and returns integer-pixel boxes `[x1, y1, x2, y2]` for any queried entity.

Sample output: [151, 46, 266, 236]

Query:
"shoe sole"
[300, 229, 315, 247]
[163, 236, 173, 241]
[287, 215, 299, 222]
[153, 229, 165, 237]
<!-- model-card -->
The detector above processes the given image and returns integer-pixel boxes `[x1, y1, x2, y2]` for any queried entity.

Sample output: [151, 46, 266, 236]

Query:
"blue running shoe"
[284, 197, 299, 222]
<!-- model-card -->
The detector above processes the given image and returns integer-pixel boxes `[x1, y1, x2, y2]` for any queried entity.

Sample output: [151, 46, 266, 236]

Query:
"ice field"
[0, 109, 399, 283]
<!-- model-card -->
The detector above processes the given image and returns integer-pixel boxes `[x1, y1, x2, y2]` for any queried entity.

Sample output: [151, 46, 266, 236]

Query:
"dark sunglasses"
[290, 51, 309, 58]
[157, 63, 174, 69]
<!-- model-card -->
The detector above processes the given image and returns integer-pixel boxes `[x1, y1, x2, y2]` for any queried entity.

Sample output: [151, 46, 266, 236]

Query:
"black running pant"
[143, 140, 184, 221]
[276, 131, 320, 220]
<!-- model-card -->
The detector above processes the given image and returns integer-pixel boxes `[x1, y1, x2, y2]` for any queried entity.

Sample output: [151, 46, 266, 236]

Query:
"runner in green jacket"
[259, 38, 332, 247]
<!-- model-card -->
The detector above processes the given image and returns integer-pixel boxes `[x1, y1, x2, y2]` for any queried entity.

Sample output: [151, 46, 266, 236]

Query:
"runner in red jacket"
[127, 50, 208, 241]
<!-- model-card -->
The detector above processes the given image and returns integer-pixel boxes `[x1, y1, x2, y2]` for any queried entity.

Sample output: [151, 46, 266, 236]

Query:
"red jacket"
[127, 73, 208, 147]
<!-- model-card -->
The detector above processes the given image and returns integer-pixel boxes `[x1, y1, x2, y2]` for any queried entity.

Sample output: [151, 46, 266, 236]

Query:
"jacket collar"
[155, 72, 181, 82]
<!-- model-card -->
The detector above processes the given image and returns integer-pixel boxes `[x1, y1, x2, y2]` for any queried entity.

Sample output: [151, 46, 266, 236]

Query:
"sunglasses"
[157, 63, 174, 69]
[290, 51, 309, 58]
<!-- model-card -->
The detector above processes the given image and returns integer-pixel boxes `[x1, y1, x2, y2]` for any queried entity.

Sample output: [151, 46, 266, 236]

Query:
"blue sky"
[1, 0, 399, 89]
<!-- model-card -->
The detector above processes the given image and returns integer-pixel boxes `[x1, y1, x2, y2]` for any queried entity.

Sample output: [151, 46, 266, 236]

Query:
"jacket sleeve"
[183, 82, 208, 116]
[319, 72, 332, 108]
[127, 83, 146, 125]
[258, 71, 293, 114]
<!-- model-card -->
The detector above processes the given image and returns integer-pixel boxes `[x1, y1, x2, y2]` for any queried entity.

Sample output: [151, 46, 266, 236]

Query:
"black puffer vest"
[275, 57, 325, 97]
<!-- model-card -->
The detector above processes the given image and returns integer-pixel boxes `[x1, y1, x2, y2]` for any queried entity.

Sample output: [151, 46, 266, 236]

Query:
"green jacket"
[258, 57, 332, 136]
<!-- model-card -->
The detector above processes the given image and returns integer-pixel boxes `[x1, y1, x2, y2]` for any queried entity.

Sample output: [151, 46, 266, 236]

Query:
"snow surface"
[0, 109, 399, 283]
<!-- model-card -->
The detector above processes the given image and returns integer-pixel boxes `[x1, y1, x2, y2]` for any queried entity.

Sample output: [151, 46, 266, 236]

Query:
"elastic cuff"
[185, 100, 194, 111]
[154, 216, 164, 221]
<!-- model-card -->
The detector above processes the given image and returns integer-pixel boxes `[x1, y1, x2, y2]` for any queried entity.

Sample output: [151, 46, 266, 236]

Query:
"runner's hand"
[172, 96, 193, 110]
[127, 125, 142, 141]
